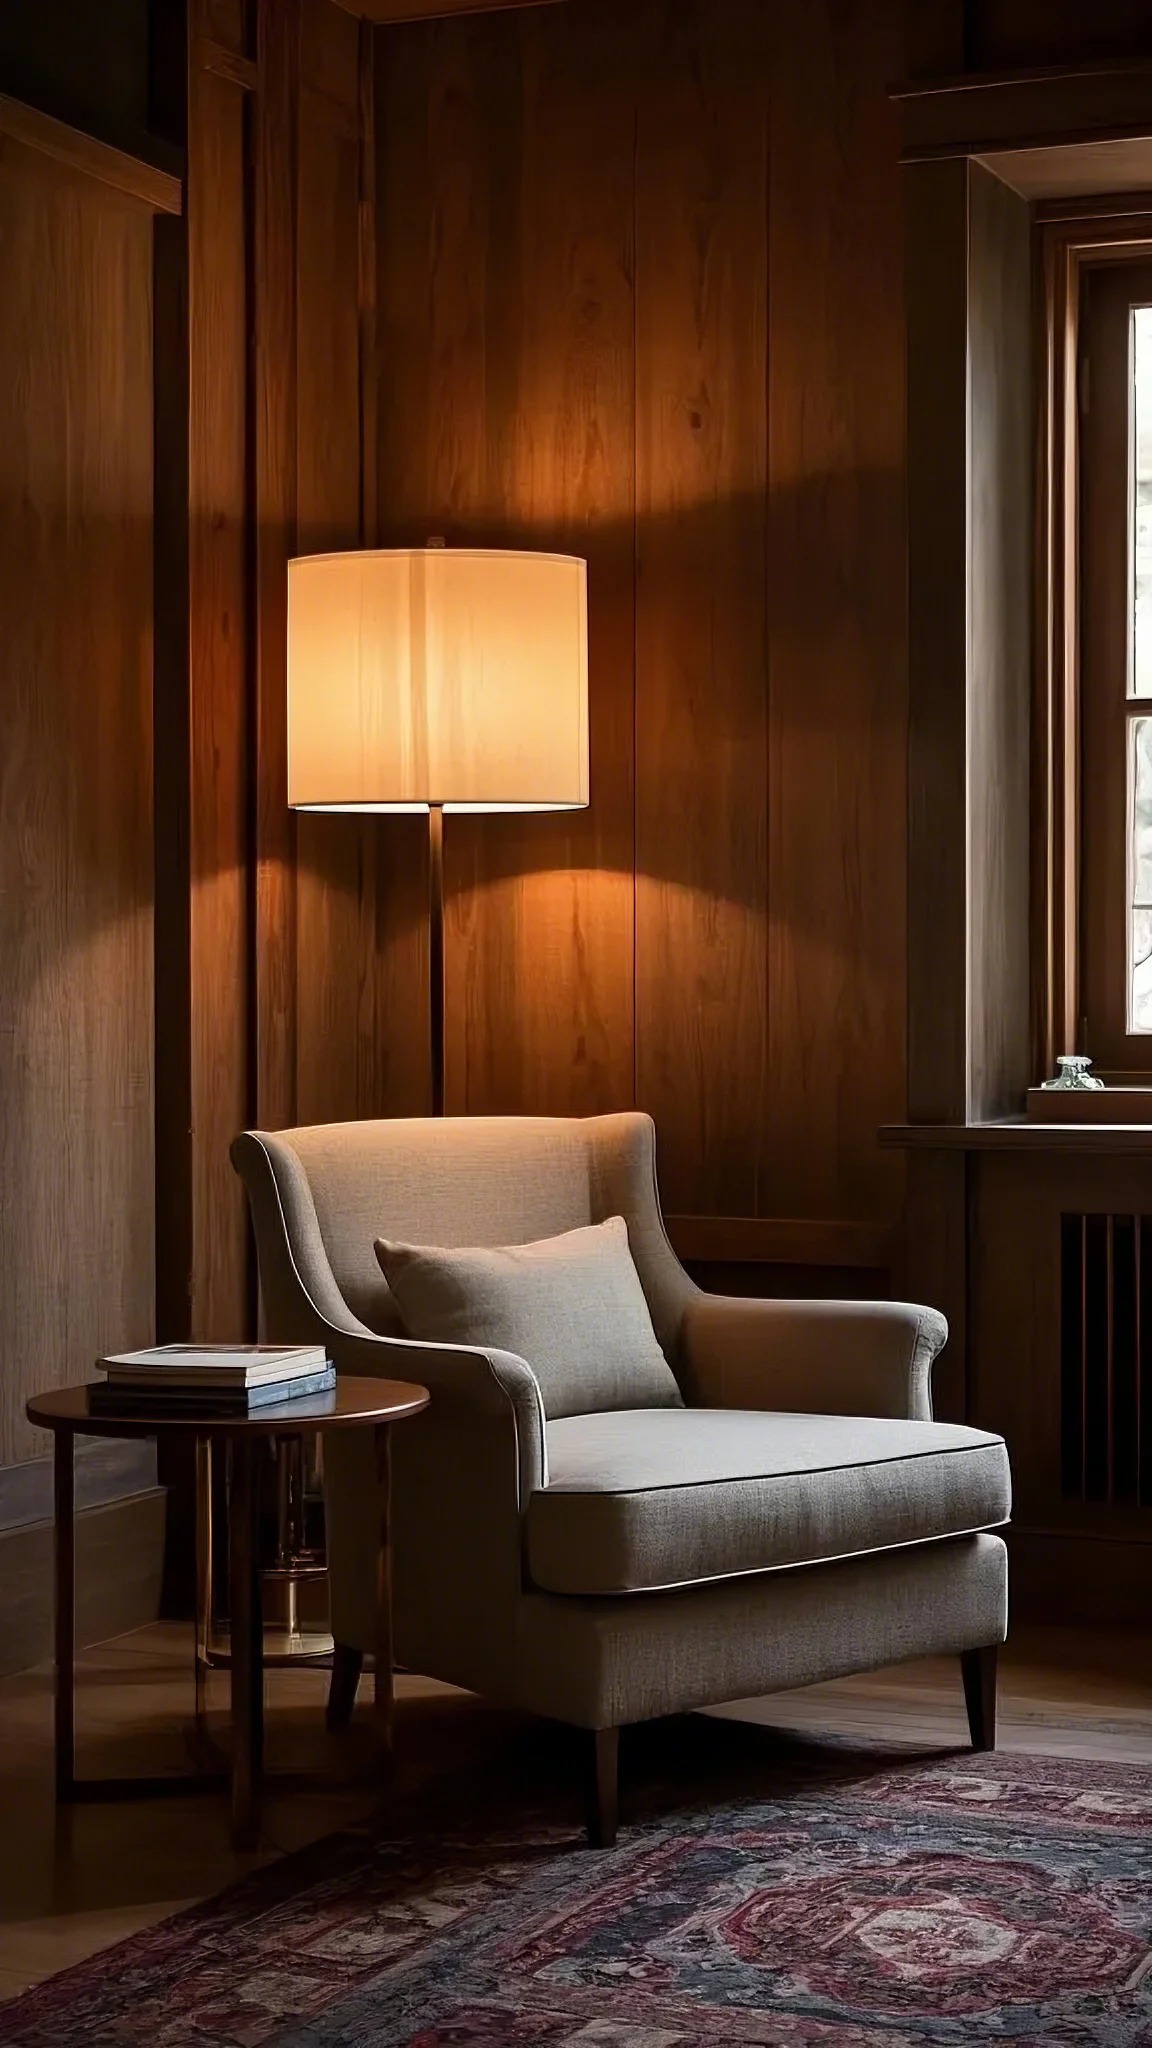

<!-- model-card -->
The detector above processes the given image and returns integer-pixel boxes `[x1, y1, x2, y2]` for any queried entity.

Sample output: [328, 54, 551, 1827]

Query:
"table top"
[26, 1375, 430, 1439]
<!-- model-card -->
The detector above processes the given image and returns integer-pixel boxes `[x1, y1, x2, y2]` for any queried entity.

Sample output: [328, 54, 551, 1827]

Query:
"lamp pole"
[428, 801, 445, 1117]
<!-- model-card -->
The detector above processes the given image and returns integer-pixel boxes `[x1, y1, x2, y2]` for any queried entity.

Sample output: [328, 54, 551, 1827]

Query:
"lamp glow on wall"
[287, 545, 590, 1114]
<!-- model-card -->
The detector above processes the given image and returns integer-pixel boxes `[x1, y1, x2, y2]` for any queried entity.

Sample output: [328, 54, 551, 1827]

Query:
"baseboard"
[1007, 1528, 1152, 1628]
[0, 1488, 167, 1678]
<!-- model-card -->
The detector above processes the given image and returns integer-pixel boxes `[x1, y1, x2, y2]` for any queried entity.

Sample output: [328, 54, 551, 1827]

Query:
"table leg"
[194, 1435, 212, 1726]
[54, 1429, 76, 1802]
[373, 1424, 394, 1755]
[228, 1437, 264, 1849]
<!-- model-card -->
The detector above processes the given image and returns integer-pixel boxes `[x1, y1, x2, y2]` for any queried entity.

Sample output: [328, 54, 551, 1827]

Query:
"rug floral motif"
[2, 1746, 1151, 2046]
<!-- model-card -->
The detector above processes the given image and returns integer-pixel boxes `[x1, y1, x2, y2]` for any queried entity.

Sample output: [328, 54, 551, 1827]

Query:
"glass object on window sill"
[1041, 1055, 1106, 1091]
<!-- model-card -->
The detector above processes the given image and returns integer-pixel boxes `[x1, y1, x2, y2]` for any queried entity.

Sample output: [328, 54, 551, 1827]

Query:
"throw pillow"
[374, 1215, 682, 1419]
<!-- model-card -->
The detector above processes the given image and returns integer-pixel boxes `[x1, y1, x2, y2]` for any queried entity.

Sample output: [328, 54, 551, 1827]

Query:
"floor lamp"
[286, 544, 589, 1115]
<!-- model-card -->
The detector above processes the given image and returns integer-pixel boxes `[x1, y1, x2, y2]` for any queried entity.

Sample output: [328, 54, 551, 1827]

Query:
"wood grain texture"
[1032, 225, 1080, 1081]
[366, 0, 913, 1236]
[1079, 260, 1152, 1070]
[0, 134, 155, 1462]
[295, 0, 397, 1126]
[343, 0, 565, 19]
[666, 1215, 897, 1269]
[153, 197, 193, 1345]
[763, 0, 907, 1223]
[985, 138, 1152, 200]
[441, 4, 636, 1119]
[253, 0, 301, 1135]
[905, 156, 970, 1123]
[634, 0, 769, 1215]
[0, 95, 182, 214]
[187, 38, 252, 1339]
[899, 66, 1152, 161]
[886, 1121, 1152, 1151]
[967, 161, 1033, 1118]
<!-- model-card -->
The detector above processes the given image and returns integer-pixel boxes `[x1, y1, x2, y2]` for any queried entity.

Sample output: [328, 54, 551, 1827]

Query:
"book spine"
[88, 1368, 337, 1416]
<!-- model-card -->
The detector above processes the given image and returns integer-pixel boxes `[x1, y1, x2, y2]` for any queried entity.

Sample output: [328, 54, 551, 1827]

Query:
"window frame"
[1036, 206, 1152, 1082]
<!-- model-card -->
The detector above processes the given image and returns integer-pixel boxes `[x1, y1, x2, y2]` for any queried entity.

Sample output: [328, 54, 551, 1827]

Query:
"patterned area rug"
[3, 1738, 1151, 2046]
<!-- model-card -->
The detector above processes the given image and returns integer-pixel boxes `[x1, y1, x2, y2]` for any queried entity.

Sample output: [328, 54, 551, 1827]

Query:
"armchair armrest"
[681, 1295, 948, 1422]
[320, 1321, 548, 1503]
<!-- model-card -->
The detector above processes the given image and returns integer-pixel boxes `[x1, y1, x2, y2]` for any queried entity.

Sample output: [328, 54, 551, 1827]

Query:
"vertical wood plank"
[764, 0, 907, 1224]
[444, 3, 637, 1118]
[373, 16, 479, 1114]
[0, 144, 155, 1460]
[187, 37, 251, 1336]
[634, 0, 769, 1214]
[253, 0, 300, 1136]
[294, 0, 391, 1127]
[154, 196, 193, 1343]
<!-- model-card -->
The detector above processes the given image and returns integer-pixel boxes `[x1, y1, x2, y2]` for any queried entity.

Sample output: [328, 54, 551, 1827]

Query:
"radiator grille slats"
[1060, 1212, 1150, 1507]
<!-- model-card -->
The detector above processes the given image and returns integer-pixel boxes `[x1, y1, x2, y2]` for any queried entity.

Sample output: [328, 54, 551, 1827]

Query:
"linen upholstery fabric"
[376, 1217, 682, 1421]
[527, 1409, 1011, 1596]
[235, 1114, 694, 1352]
[683, 1294, 949, 1423]
[230, 1112, 1006, 1749]
[516, 1533, 1009, 1729]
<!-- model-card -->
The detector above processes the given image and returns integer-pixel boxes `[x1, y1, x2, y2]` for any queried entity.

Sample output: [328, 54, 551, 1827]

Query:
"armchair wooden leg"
[326, 1643, 364, 1729]
[586, 1727, 619, 1849]
[961, 1645, 998, 1752]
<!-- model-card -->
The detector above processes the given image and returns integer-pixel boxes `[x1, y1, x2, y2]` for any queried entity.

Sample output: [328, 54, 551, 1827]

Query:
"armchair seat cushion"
[526, 1408, 1011, 1596]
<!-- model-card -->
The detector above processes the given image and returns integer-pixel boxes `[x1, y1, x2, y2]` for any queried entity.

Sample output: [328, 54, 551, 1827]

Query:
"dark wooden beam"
[338, 0, 565, 20]
[0, 92, 182, 212]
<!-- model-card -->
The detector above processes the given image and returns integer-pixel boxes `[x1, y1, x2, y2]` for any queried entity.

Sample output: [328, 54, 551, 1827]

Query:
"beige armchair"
[232, 1112, 1010, 1844]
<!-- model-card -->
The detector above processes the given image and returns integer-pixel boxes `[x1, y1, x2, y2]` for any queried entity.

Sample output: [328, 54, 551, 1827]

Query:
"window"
[1079, 259, 1152, 1066]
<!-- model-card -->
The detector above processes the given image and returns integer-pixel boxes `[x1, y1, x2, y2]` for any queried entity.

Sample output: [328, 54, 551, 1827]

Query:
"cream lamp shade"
[287, 547, 589, 812]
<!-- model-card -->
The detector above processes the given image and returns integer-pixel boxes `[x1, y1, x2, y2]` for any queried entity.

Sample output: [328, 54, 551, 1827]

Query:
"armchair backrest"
[232, 1111, 696, 1379]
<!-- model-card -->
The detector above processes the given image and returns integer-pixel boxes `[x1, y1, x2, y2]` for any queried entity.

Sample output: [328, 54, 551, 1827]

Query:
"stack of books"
[89, 1344, 336, 1416]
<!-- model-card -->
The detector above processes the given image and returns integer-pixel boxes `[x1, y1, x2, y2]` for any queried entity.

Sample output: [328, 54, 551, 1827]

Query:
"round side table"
[26, 1375, 429, 1849]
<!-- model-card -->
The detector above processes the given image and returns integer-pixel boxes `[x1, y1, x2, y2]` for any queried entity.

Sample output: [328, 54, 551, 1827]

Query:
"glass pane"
[1132, 308, 1152, 696]
[1130, 715, 1152, 1030]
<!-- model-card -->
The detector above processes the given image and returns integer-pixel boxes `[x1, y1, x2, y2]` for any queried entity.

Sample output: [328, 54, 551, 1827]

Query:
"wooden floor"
[0, 1621, 1148, 2003]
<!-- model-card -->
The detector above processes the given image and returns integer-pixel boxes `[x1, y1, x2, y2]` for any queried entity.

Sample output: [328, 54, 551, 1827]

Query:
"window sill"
[881, 1119, 1152, 1152]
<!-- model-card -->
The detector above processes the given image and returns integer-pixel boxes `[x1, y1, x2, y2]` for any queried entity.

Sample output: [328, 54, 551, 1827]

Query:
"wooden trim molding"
[883, 1120, 1152, 1152]
[1034, 213, 1152, 1082]
[337, 0, 565, 19]
[0, 1440, 157, 1534]
[0, 95, 183, 213]
[665, 1216, 896, 1271]
[194, 35, 260, 94]
[896, 65, 1152, 164]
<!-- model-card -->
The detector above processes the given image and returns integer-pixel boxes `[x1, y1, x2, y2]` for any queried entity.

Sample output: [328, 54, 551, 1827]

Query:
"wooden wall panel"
[0, 141, 154, 1462]
[294, 0, 391, 1127]
[359, 22, 438, 1119]
[375, 6, 639, 1121]
[367, 0, 911, 1244]
[633, 0, 770, 1216]
[187, 49, 250, 1338]
[252, 0, 299, 1138]
[763, 0, 907, 1223]
[442, 6, 637, 1118]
